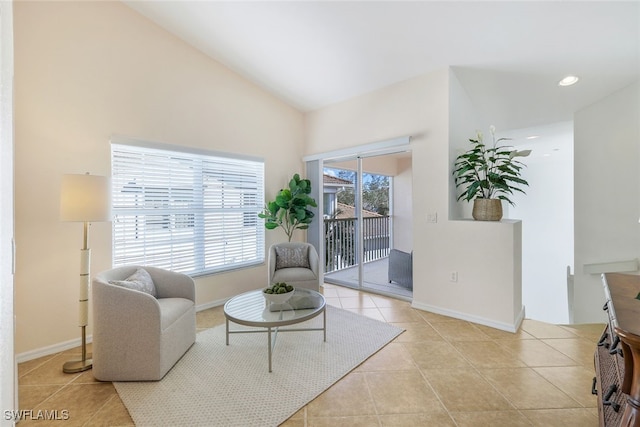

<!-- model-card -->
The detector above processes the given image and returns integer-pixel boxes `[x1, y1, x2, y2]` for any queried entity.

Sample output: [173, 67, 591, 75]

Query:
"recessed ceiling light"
[558, 75, 579, 86]
[526, 135, 540, 140]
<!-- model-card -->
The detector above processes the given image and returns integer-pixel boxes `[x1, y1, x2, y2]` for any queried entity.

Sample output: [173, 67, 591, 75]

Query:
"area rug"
[114, 305, 403, 427]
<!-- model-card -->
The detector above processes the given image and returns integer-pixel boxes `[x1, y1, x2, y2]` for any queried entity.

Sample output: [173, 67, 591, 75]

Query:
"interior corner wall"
[443, 69, 522, 331]
[13, 1, 304, 356]
[573, 81, 640, 324]
[305, 69, 522, 331]
[448, 69, 480, 220]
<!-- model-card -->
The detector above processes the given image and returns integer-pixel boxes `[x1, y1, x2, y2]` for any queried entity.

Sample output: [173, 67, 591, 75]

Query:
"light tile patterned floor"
[17, 283, 603, 426]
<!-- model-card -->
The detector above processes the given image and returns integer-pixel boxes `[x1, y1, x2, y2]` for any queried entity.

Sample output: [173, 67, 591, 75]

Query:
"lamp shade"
[60, 173, 111, 222]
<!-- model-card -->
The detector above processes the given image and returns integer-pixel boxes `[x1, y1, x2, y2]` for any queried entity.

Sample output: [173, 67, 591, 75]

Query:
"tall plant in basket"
[453, 126, 531, 221]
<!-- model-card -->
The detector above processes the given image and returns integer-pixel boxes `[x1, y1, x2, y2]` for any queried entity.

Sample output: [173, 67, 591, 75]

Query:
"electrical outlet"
[450, 271, 458, 282]
[426, 212, 438, 223]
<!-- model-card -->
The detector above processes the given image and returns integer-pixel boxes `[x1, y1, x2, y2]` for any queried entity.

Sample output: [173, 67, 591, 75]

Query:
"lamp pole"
[63, 221, 92, 373]
[60, 173, 110, 374]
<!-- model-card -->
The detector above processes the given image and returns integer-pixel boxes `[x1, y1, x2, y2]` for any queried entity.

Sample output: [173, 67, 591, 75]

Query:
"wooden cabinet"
[597, 273, 640, 426]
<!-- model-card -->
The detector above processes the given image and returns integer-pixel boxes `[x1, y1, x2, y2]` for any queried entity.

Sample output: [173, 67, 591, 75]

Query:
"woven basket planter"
[472, 198, 503, 221]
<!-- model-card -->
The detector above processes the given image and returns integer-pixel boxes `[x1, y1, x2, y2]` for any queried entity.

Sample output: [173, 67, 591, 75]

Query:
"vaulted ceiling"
[124, 1, 639, 132]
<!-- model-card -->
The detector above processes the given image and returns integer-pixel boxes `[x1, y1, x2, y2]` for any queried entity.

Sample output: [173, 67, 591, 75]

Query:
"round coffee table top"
[224, 288, 325, 328]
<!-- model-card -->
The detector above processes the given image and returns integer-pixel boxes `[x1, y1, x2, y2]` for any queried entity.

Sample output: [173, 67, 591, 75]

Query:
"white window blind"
[111, 141, 265, 276]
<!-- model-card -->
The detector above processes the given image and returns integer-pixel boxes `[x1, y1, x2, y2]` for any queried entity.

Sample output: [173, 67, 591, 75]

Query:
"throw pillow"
[109, 268, 157, 297]
[275, 246, 310, 270]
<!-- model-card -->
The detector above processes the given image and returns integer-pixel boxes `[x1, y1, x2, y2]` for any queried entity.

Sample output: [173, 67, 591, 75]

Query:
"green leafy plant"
[264, 282, 294, 294]
[453, 126, 531, 206]
[259, 173, 317, 242]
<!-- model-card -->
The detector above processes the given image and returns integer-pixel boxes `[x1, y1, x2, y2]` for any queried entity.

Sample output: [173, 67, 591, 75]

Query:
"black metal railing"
[324, 216, 390, 273]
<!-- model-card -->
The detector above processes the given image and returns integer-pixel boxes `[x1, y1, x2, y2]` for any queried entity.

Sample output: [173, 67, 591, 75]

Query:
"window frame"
[110, 137, 265, 277]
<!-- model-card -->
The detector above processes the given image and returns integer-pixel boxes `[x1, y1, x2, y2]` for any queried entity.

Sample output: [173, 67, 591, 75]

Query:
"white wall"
[306, 69, 523, 331]
[508, 122, 574, 324]
[420, 219, 522, 330]
[14, 1, 304, 356]
[573, 82, 640, 323]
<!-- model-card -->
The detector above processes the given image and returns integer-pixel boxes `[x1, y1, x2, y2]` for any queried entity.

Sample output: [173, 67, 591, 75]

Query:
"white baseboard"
[17, 299, 230, 364]
[411, 301, 526, 333]
[195, 298, 228, 312]
[16, 335, 93, 364]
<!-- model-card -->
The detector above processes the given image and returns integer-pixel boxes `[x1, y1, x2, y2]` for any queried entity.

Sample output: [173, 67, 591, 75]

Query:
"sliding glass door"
[319, 152, 412, 298]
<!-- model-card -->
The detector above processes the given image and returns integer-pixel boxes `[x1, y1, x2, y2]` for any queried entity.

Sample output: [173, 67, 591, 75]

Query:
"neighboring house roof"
[323, 174, 353, 186]
[334, 202, 382, 219]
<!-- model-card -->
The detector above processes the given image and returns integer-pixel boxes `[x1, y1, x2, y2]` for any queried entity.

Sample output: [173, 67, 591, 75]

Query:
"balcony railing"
[324, 216, 390, 273]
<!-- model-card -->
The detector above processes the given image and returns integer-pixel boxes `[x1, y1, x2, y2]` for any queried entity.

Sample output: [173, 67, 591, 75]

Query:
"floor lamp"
[60, 172, 110, 373]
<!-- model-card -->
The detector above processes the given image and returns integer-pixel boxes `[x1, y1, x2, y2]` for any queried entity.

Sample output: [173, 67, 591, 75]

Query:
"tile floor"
[18, 283, 604, 426]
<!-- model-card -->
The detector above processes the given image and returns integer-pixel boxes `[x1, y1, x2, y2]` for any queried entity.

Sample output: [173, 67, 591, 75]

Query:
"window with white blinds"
[111, 141, 265, 276]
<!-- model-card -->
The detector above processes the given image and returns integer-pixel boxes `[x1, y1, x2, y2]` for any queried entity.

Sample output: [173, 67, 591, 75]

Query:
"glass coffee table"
[224, 288, 326, 372]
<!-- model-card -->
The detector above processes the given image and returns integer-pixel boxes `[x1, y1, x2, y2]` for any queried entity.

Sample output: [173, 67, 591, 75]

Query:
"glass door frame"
[305, 136, 411, 294]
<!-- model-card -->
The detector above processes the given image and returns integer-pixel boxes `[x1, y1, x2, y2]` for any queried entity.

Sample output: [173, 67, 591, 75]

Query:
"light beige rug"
[114, 305, 403, 427]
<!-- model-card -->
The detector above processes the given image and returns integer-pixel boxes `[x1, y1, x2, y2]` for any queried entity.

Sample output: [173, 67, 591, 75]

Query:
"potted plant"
[453, 126, 531, 221]
[259, 173, 317, 241]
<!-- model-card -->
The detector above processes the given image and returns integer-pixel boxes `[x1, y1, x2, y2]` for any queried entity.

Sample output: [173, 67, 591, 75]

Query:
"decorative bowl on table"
[263, 282, 295, 304]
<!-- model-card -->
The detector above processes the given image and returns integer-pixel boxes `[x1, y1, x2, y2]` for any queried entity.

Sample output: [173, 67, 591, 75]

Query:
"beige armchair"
[268, 242, 320, 291]
[92, 265, 196, 381]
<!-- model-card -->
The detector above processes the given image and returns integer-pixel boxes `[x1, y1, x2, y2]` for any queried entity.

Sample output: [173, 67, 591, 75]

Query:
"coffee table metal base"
[225, 308, 326, 372]
[224, 289, 327, 373]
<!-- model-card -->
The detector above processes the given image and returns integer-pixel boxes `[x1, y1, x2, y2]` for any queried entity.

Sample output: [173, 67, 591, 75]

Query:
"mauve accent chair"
[92, 265, 196, 381]
[268, 242, 320, 291]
